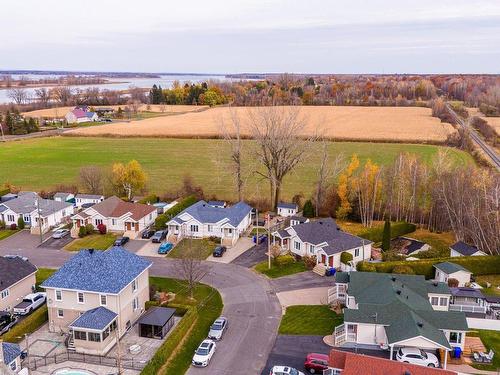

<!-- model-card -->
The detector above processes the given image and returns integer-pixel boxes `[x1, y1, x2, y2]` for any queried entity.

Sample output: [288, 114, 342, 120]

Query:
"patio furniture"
[129, 344, 142, 354]
[482, 349, 495, 363]
[473, 352, 482, 362]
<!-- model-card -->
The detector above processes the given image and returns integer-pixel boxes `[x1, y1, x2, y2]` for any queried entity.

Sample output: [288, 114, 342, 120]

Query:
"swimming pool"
[52, 369, 96, 375]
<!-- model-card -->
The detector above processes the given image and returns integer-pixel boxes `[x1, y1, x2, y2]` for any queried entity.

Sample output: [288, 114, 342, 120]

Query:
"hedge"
[2, 306, 48, 343]
[358, 222, 416, 243]
[357, 255, 500, 279]
[154, 195, 198, 230]
[0, 187, 10, 197]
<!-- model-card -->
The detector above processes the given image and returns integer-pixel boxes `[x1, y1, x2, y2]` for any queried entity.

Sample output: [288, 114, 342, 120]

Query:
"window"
[431, 296, 439, 305]
[354, 248, 360, 257]
[112, 219, 116, 225]
[1, 289, 9, 299]
[74, 330, 87, 341]
[77, 292, 84, 304]
[207, 225, 213, 232]
[100, 294, 107, 306]
[55, 290, 62, 301]
[95, 219, 103, 226]
[449, 331, 462, 344]
[57, 309, 64, 318]
[7, 214, 14, 222]
[132, 296, 139, 311]
[23, 215, 30, 222]
[190, 224, 199, 232]
[88, 332, 101, 342]
[132, 279, 137, 292]
[294, 241, 301, 251]
[439, 297, 448, 306]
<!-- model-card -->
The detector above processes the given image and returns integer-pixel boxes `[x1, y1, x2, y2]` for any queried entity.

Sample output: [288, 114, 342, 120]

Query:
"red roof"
[90, 196, 156, 221]
[329, 350, 456, 375]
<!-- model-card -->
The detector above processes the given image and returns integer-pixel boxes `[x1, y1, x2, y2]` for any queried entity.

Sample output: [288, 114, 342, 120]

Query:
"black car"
[151, 230, 167, 243]
[0, 312, 18, 335]
[114, 236, 130, 246]
[141, 229, 155, 239]
[212, 246, 227, 257]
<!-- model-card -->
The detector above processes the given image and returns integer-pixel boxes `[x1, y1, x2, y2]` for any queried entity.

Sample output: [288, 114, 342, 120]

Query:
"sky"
[2, 0, 500, 74]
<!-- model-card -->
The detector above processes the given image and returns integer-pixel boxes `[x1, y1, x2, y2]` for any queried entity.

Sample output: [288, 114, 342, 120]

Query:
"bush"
[392, 265, 415, 275]
[85, 223, 94, 234]
[0, 220, 5, 230]
[357, 262, 376, 272]
[302, 200, 314, 218]
[97, 223, 107, 234]
[10, 223, 17, 230]
[139, 194, 159, 204]
[78, 226, 87, 238]
[274, 254, 295, 267]
[382, 251, 404, 262]
[208, 236, 219, 243]
[382, 220, 391, 251]
[340, 252, 353, 265]
[17, 217, 25, 230]
[155, 195, 197, 230]
[448, 278, 459, 288]
[302, 255, 317, 270]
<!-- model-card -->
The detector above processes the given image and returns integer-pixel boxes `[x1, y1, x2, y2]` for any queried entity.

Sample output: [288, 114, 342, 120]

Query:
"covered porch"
[271, 230, 291, 251]
[137, 307, 175, 340]
[388, 337, 452, 369]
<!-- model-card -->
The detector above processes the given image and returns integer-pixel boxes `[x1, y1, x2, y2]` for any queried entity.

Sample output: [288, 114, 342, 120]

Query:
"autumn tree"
[111, 160, 147, 200]
[336, 154, 359, 219]
[352, 159, 382, 227]
[79, 165, 104, 194]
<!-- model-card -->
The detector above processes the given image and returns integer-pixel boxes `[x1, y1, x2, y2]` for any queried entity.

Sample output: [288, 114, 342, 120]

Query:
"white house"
[272, 218, 372, 270]
[71, 196, 157, 239]
[277, 202, 298, 217]
[449, 241, 487, 257]
[166, 200, 253, 246]
[75, 194, 104, 208]
[329, 271, 468, 369]
[0, 192, 73, 234]
[53, 192, 75, 203]
[65, 108, 99, 124]
[434, 262, 472, 287]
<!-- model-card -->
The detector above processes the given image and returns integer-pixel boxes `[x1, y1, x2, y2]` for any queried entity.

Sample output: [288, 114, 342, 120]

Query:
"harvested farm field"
[66, 106, 456, 143]
[468, 107, 500, 136]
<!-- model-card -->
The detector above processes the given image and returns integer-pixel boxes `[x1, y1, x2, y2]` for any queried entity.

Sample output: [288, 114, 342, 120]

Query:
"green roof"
[335, 271, 350, 284]
[434, 262, 470, 275]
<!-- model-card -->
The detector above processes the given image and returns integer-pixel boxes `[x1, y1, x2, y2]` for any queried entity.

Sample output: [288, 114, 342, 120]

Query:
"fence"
[467, 317, 500, 331]
[25, 351, 146, 371]
[449, 304, 487, 314]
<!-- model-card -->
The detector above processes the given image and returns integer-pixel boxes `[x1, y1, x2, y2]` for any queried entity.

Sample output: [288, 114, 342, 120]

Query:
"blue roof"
[69, 307, 117, 331]
[277, 202, 297, 209]
[41, 247, 152, 294]
[207, 200, 225, 206]
[171, 200, 252, 227]
[2, 342, 21, 365]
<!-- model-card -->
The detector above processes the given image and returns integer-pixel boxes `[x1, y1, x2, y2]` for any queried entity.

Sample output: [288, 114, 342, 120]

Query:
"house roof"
[434, 262, 470, 275]
[0, 192, 72, 216]
[485, 295, 500, 304]
[170, 200, 252, 227]
[277, 202, 297, 209]
[84, 196, 156, 221]
[0, 256, 37, 290]
[53, 192, 73, 200]
[71, 108, 96, 119]
[207, 200, 225, 206]
[275, 229, 291, 239]
[328, 349, 457, 375]
[450, 241, 483, 256]
[2, 342, 22, 365]
[397, 237, 427, 255]
[450, 287, 484, 299]
[75, 194, 104, 200]
[290, 215, 307, 223]
[137, 306, 175, 327]
[41, 247, 152, 294]
[69, 307, 117, 331]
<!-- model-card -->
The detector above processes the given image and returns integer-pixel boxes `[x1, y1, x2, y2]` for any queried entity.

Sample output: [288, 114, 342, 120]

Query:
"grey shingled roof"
[171, 200, 252, 227]
[69, 307, 117, 331]
[75, 194, 103, 199]
[277, 202, 298, 209]
[2, 342, 22, 365]
[434, 262, 470, 275]
[450, 287, 484, 299]
[0, 256, 37, 290]
[41, 247, 152, 294]
[54, 192, 72, 200]
[450, 241, 482, 256]
[0, 192, 72, 216]
[137, 306, 175, 327]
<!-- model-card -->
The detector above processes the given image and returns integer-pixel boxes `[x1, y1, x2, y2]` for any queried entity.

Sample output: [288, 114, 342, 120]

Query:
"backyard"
[469, 330, 500, 371]
[64, 233, 117, 251]
[278, 305, 343, 335]
[475, 275, 500, 296]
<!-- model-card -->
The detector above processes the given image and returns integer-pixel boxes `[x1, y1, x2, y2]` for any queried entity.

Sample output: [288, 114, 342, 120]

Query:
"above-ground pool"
[52, 369, 96, 375]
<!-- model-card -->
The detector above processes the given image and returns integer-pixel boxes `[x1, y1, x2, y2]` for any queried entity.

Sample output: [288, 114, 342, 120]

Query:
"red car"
[304, 353, 329, 374]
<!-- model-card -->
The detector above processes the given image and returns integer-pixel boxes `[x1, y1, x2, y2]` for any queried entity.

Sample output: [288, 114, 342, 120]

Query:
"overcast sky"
[2, 0, 500, 73]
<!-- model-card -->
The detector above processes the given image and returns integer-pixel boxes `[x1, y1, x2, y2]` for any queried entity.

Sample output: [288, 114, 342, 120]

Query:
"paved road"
[0, 230, 282, 375]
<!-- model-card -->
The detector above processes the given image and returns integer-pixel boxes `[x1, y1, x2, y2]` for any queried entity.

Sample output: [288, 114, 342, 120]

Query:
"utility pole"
[36, 196, 43, 244]
[267, 213, 271, 270]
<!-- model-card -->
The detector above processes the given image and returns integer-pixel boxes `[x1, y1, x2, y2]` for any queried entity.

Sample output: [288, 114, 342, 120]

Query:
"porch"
[328, 284, 347, 306]
[333, 323, 357, 347]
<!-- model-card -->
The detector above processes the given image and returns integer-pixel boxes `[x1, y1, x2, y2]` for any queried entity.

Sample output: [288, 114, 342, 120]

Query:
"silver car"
[52, 229, 70, 239]
[208, 317, 228, 341]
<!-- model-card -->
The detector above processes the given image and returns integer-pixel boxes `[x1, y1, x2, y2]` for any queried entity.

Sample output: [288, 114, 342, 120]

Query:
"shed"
[137, 307, 176, 339]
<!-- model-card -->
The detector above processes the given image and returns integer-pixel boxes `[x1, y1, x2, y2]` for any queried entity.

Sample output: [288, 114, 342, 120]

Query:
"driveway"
[231, 242, 267, 267]
[134, 240, 165, 257]
[271, 271, 334, 293]
[41, 234, 73, 250]
[207, 237, 254, 263]
[276, 287, 330, 308]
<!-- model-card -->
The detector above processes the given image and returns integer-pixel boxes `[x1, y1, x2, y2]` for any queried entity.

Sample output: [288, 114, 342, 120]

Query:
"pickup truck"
[0, 312, 18, 335]
[13, 292, 47, 315]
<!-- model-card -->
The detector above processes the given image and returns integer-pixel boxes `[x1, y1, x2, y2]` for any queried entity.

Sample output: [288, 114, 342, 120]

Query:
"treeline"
[0, 109, 39, 135]
[149, 82, 228, 107]
[0, 74, 107, 88]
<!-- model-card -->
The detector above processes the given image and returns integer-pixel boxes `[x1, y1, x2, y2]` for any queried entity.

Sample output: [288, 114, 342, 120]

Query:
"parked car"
[396, 347, 439, 367]
[0, 312, 18, 335]
[3, 254, 28, 262]
[270, 366, 304, 375]
[253, 234, 268, 244]
[141, 229, 155, 239]
[151, 230, 167, 243]
[304, 353, 329, 374]
[158, 242, 174, 254]
[212, 246, 227, 257]
[208, 317, 228, 340]
[52, 229, 70, 239]
[13, 292, 47, 315]
[192, 339, 216, 367]
[114, 236, 130, 246]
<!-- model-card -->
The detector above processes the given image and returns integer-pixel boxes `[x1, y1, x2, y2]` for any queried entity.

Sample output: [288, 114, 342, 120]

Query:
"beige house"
[434, 262, 472, 287]
[41, 247, 152, 356]
[0, 255, 37, 312]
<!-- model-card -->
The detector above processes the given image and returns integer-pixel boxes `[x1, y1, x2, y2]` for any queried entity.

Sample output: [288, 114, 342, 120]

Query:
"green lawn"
[476, 275, 500, 296]
[35, 268, 56, 289]
[279, 305, 343, 335]
[470, 330, 500, 371]
[0, 229, 19, 241]
[255, 259, 307, 278]
[0, 137, 472, 200]
[167, 238, 218, 260]
[64, 233, 117, 251]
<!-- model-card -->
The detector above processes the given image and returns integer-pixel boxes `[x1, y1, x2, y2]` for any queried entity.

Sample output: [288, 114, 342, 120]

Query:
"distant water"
[0, 74, 237, 104]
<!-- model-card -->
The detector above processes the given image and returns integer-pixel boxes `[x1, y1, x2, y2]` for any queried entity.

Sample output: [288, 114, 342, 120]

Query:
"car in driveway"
[208, 317, 228, 340]
[52, 229, 70, 239]
[114, 236, 130, 246]
[212, 246, 227, 257]
[0, 312, 18, 335]
[151, 230, 167, 243]
[304, 353, 328, 374]
[13, 292, 47, 315]
[270, 366, 304, 375]
[192, 339, 216, 367]
[396, 347, 440, 368]
[141, 229, 155, 239]
[158, 242, 173, 254]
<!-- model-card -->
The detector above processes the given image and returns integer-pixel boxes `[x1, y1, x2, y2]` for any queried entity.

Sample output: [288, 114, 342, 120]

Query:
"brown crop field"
[468, 107, 500, 136]
[66, 106, 456, 142]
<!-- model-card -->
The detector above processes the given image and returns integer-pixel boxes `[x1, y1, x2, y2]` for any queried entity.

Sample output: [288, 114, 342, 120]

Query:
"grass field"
[167, 238, 218, 259]
[278, 305, 343, 335]
[476, 275, 500, 296]
[68, 105, 457, 142]
[0, 137, 472, 200]
[64, 233, 117, 251]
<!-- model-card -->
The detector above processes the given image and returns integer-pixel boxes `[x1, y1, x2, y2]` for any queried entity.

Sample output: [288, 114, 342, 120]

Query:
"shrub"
[382, 251, 404, 262]
[357, 262, 376, 272]
[10, 223, 17, 230]
[78, 226, 87, 238]
[392, 265, 415, 275]
[17, 217, 25, 230]
[97, 223, 107, 234]
[382, 219, 391, 251]
[208, 236, 219, 243]
[274, 254, 295, 267]
[85, 223, 94, 234]
[448, 278, 459, 288]
[139, 194, 159, 204]
[0, 220, 5, 230]
[155, 195, 197, 230]
[302, 200, 314, 218]
[340, 252, 353, 265]
[302, 255, 317, 270]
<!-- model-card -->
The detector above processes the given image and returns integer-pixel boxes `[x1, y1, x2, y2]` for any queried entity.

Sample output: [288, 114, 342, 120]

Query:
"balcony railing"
[449, 304, 487, 313]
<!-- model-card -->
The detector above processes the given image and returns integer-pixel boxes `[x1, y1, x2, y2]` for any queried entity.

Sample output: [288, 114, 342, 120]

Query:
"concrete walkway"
[276, 287, 330, 308]
[207, 237, 254, 263]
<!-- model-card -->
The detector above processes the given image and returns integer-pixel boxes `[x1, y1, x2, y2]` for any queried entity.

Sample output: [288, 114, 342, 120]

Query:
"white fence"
[467, 317, 500, 331]
[449, 304, 487, 314]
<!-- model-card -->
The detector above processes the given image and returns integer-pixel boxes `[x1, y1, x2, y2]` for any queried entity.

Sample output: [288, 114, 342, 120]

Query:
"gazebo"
[137, 307, 176, 339]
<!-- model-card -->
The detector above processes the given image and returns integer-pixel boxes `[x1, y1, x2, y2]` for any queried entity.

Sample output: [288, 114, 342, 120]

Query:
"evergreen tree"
[17, 216, 25, 230]
[302, 200, 315, 218]
[382, 219, 391, 251]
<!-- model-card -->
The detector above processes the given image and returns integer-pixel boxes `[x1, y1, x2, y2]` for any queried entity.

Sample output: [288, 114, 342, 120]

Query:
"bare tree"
[7, 87, 29, 105]
[52, 85, 73, 105]
[248, 106, 319, 210]
[174, 236, 210, 298]
[79, 166, 103, 194]
[34, 88, 51, 106]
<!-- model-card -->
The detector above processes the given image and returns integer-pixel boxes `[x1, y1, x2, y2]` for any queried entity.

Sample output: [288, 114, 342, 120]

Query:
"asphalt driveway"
[231, 242, 267, 267]
[41, 234, 73, 249]
[271, 271, 334, 293]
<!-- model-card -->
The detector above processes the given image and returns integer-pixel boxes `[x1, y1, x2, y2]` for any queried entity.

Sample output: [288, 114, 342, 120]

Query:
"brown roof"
[329, 350, 456, 375]
[90, 196, 156, 221]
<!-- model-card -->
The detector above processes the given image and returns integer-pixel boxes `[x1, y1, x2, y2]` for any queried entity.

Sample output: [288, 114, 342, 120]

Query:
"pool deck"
[32, 363, 139, 375]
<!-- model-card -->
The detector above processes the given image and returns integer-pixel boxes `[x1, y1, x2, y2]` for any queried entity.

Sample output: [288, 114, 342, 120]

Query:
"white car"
[192, 339, 216, 367]
[52, 229, 70, 239]
[208, 317, 228, 341]
[270, 366, 304, 375]
[396, 347, 440, 367]
[13, 292, 47, 315]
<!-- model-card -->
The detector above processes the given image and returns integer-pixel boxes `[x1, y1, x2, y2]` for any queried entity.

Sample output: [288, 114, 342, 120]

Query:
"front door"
[125, 222, 131, 231]
[321, 254, 326, 264]
[328, 256, 334, 267]
[134, 223, 139, 231]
